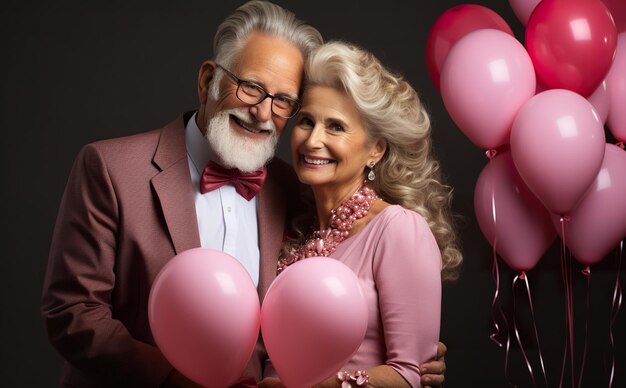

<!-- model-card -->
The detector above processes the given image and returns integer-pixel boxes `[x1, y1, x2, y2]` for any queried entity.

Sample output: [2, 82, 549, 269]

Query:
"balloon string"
[522, 272, 549, 387]
[558, 227, 567, 388]
[577, 266, 591, 388]
[504, 321, 516, 388]
[566, 222, 575, 388]
[487, 148, 504, 348]
[608, 240, 623, 388]
[558, 216, 574, 388]
[512, 272, 536, 387]
[490, 253, 504, 348]
[485, 149, 515, 387]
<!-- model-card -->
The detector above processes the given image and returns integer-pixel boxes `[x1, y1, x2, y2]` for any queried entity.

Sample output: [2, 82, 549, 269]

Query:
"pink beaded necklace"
[277, 184, 379, 274]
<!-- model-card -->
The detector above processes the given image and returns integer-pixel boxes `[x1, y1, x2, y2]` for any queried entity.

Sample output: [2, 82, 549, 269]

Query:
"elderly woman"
[262, 41, 462, 388]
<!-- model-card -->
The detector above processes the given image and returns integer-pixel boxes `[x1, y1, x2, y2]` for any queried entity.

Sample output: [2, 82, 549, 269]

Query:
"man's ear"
[198, 60, 217, 104]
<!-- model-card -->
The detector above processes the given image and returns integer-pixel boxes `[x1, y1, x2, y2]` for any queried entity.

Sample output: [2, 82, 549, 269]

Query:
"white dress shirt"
[185, 113, 260, 287]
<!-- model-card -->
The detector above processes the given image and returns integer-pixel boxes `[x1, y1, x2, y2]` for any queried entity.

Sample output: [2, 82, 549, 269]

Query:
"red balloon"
[602, 0, 626, 32]
[525, 0, 618, 97]
[426, 4, 513, 91]
[474, 150, 556, 272]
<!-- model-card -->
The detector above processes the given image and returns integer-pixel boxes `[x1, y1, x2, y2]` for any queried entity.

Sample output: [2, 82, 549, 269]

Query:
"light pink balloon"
[508, 0, 541, 26]
[551, 144, 626, 265]
[539, 76, 609, 124]
[149, 248, 260, 388]
[510, 89, 606, 215]
[440, 29, 536, 150]
[606, 32, 626, 142]
[588, 80, 609, 124]
[474, 150, 556, 272]
[261, 258, 367, 388]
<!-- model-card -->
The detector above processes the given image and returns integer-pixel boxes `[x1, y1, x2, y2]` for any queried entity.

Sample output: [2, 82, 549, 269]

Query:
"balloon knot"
[560, 215, 571, 222]
[485, 149, 497, 160]
[582, 266, 591, 276]
[519, 272, 526, 280]
[616, 142, 624, 150]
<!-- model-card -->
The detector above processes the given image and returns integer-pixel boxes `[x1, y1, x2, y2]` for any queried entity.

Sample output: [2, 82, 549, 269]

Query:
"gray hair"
[209, 0, 323, 99]
[304, 41, 463, 281]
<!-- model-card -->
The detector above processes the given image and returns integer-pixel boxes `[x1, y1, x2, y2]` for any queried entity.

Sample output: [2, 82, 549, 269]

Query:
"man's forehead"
[234, 34, 304, 94]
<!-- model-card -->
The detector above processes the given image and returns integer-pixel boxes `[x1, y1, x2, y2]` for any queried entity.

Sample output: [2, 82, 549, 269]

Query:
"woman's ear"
[370, 138, 387, 164]
[198, 60, 217, 104]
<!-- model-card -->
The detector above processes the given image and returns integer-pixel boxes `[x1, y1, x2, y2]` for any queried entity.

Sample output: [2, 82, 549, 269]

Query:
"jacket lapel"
[151, 114, 201, 254]
[257, 163, 286, 301]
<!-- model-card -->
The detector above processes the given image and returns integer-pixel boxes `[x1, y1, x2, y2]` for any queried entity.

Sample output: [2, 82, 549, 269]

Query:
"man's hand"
[420, 341, 447, 388]
[258, 377, 286, 388]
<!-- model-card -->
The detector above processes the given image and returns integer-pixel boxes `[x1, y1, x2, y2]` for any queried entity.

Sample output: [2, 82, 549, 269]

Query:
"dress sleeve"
[372, 208, 442, 388]
[40, 144, 172, 386]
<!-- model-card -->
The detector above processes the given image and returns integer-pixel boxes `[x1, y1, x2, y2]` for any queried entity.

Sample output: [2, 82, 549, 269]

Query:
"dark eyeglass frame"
[215, 63, 301, 119]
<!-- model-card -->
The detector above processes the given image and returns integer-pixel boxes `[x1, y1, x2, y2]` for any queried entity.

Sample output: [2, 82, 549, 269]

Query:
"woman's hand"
[419, 341, 447, 388]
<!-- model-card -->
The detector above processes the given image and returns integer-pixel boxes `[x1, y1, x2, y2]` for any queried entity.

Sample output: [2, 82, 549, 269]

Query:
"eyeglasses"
[216, 63, 301, 119]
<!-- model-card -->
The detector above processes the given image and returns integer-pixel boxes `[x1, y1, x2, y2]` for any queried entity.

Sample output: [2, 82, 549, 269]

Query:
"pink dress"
[331, 205, 441, 387]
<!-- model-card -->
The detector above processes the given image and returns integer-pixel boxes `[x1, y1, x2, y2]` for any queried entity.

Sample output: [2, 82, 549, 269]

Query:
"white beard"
[205, 108, 279, 172]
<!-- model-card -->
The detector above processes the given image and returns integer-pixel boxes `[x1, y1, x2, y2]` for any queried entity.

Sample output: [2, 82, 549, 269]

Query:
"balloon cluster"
[148, 249, 367, 388]
[427, 0, 626, 272]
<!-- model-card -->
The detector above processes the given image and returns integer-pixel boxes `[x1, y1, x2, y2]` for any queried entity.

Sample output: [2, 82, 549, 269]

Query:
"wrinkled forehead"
[234, 32, 305, 97]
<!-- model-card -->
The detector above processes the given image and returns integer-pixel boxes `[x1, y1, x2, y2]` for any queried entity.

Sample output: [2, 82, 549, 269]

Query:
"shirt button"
[227, 206, 232, 212]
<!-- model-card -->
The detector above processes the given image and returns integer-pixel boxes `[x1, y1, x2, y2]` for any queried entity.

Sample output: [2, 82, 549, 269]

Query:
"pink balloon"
[426, 4, 514, 90]
[538, 75, 609, 124]
[149, 248, 260, 388]
[541, 78, 610, 124]
[606, 32, 626, 142]
[440, 29, 536, 150]
[510, 89, 606, 215]
[508, 0, 541, 26]
[261, 258, 367, 388]
[587, 80, 609, 125]
[602, 0, 626, 32]
[474, 150, 556, 272]
[525, 0, 618, 98]
[551, 144, 626, 265]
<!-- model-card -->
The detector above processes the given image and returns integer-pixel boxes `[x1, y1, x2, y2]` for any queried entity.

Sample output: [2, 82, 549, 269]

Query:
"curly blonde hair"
[284, 41, 462, 282]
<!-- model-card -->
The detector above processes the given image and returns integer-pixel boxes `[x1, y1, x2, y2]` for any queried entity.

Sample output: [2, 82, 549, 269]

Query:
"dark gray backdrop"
[1, 0, 623, 386]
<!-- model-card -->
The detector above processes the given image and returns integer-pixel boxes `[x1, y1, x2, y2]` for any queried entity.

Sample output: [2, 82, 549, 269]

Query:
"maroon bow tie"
[200, 161, 267, 201]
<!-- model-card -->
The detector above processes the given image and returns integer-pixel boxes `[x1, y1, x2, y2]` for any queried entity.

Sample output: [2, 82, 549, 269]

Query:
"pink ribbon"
[512, 272, 548, 388]
[609, 241, 623, 388]
[577, 266, 591, 388]
[558, 216, 575, 388]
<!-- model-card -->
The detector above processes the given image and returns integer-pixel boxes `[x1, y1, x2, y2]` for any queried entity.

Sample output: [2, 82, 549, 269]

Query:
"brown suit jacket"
[41, 113, 301, 387]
